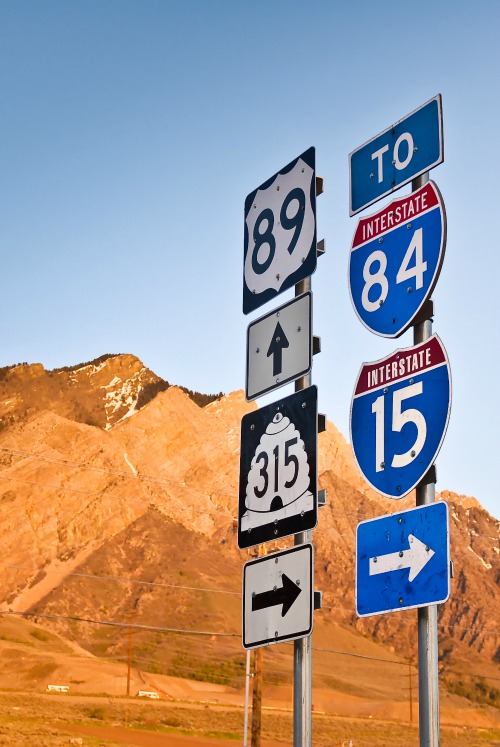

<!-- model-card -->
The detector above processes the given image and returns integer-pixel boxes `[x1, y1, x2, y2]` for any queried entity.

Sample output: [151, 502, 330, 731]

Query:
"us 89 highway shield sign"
[243, 148, 317, 315]
[238, 386, 317, 549]
[350, 335, 451, 498]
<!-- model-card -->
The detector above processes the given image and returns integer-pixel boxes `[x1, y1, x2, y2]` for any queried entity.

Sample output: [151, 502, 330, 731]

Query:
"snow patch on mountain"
[467, 545, 492, 570]
[123, 452, 138, 476]
[102, 369, 147, 429]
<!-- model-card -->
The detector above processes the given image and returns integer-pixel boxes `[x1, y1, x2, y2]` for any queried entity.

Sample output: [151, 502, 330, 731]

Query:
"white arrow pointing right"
[369, 534, 435, 582]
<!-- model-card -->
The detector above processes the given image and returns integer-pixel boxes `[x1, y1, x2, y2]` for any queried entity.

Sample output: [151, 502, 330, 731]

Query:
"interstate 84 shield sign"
[350, 335, 451, 498]
[243, 148, 317, 315]
[238, 386, 317, 549]
[349, 181, 446, 338]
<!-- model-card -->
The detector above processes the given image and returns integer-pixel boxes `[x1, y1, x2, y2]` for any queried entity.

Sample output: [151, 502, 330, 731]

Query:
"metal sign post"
[348, 97, 449, 747]
[240, 151, 324, 747]
[293, 272, 312, 747]
[413, 171, 440, 747]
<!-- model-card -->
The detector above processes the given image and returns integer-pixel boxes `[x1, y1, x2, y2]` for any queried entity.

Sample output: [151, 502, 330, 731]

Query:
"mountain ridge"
[0, 353, 498, 706]
[0, 355, 223, 433]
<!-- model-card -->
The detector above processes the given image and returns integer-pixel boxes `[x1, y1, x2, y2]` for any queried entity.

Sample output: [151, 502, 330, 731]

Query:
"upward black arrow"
[251, 573, 302, 618]
[267, 322, 289, 377]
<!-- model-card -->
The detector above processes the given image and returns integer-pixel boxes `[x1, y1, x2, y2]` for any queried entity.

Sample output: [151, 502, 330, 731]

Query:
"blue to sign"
[356, 502, 450, 616]
[349, 95, 443, 216]
[349, 181, 446, 338]
[350, 335, 451, 499]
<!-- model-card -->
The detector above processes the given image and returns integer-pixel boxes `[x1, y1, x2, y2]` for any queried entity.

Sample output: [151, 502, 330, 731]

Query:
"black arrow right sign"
[251, 573, 301, 617]
[243, 543, 313, 650]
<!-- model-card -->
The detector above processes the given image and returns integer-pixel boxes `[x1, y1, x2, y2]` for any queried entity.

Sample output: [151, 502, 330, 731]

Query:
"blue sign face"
[349, 181, 446, 338]
[350, 335, 451, 498]
[356, 502, 450, 616]
[349, 95, 443, 216]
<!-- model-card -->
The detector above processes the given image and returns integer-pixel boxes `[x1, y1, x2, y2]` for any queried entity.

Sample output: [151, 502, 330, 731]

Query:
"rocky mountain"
[0, 355, 498, 702]
[0, 354, 222, 432]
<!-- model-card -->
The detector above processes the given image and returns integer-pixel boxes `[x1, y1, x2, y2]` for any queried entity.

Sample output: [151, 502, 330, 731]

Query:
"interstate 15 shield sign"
[349, 181, 446, 338]
[350, 335, 451, 498]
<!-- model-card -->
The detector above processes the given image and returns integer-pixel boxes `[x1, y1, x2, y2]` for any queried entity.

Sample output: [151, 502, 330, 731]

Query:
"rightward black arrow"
[267, 322, 290, 377]
[251, 573, 302, 617]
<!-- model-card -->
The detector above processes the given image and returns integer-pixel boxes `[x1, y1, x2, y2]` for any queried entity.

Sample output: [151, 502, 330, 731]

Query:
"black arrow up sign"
[251, 573, 302, 617]
[267, 322, 290, 377]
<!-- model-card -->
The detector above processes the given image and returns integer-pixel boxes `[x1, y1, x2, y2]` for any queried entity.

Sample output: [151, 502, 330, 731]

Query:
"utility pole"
[240, 149, 322, 747]
[251, 544, 265, 747]
[126, 616, 133, 697]
[413, 171, 440, 747]
[250, 647, 263, 747]
[293, 273, 313, 747]
[401, 656, 416, 723]
[243, 650, 251, 747]
[409, 657, 414, 723]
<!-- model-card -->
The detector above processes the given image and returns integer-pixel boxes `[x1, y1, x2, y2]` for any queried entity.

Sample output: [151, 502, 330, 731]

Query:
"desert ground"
[0, 613, 499, 746]
[0, 689, 499, 747]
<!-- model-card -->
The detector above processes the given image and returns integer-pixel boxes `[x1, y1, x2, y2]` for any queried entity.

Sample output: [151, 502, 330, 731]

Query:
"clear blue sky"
[1, 1, 499, 520]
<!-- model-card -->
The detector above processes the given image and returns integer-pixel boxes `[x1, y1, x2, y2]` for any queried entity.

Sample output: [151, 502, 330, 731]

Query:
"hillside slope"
[0, 355, 497, 698]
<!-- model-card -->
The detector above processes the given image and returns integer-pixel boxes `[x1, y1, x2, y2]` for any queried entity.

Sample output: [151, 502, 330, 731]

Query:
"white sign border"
[242, 543, 314, 649]
[245, 292, 312, 401]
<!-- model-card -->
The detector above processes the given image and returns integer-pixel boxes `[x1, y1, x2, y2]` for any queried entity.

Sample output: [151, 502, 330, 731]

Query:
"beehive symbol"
[241, 411, 313, 532]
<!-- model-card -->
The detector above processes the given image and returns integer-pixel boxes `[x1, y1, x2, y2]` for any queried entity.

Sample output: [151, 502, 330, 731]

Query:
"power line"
[0, 473, 235, 524]
[1, 446, 236, 499]
[0, 559, 498, 640]
[1, 560, 498, 638]
[0, 457, 498, 642]
[0, 562, 239, 596]
[319, 602, 500, 637]
[1, 468, 498, 544]
[3, 445, 498, 534]
[0, 609, 421, 670]
[0, 609, 240, 637]
[311, 645, 408, 666]
[2, 609, 498, 681]
[0, 473, 97, 496]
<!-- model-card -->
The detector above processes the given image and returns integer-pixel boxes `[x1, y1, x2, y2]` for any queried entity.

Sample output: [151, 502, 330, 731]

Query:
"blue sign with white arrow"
[349, 95, 443, 216]
[350, 335, 451, 498]
[356, 502, 450, 616]
[349, 181, 446, 338]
